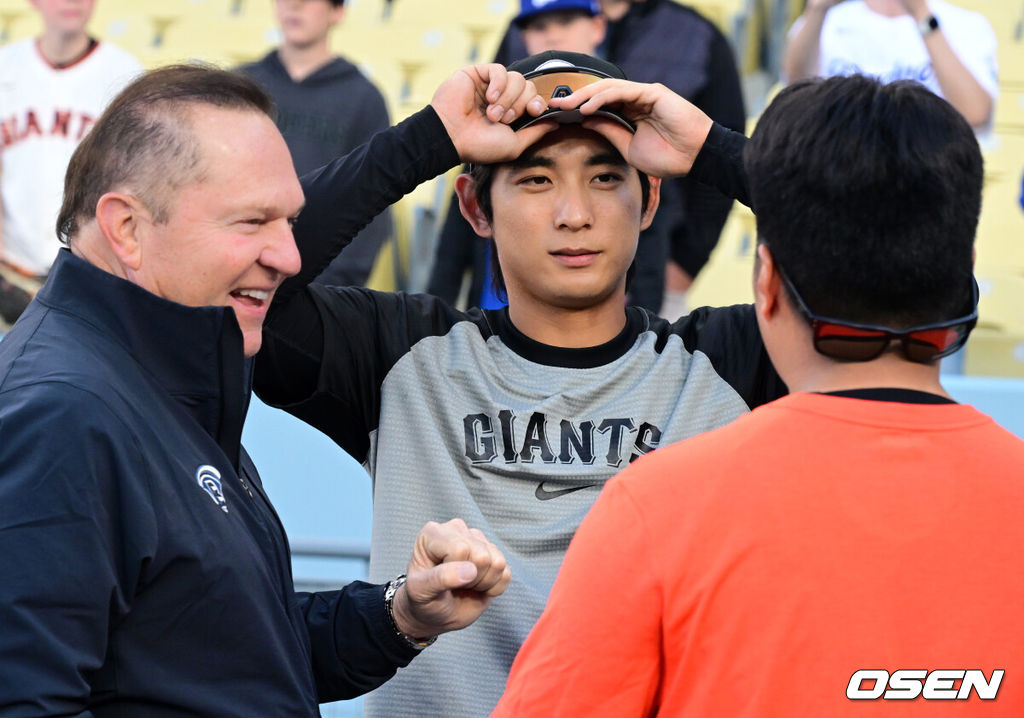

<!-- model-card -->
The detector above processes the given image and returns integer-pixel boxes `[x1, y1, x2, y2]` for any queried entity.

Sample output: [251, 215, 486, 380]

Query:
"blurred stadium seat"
[0, 0, 40, 43]
[964, 328, 1024, 377]
[242, 395, 372, 589]
[0, 0, 1021, 375]
[685, 203, 757, 309]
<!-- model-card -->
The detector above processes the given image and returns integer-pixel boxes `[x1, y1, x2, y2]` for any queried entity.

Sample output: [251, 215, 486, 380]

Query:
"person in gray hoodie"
[240, 0, 391, 288]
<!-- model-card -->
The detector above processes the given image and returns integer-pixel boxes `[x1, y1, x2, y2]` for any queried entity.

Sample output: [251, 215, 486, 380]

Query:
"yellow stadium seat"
[332, 0, 388, 29]
[994, 86, 1024, 134]
[976, 133, 1024, 272]
[686, 204, 757, 309]
[964, 327, 1024, 377]
[333, 22, 478, 121]
[0, 7, 40, 46]
[999, 39, 1024, 91]
[956, 0, 1024, 44]
[975, 268, 1024, 333]
[93, 13, 177, 67]
[387, 0, 515, 31]
[365, 231, 401, 292]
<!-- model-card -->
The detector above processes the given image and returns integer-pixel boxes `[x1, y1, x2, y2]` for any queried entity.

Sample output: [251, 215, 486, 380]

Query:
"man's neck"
[507, 295, 629, 348]
[784, 352, 952, 400]
[37, 29, 92, 67]
[277, 42, 333, 82]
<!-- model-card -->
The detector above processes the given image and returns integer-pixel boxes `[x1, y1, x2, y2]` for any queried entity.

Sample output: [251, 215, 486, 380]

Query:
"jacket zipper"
[237, 473, 254, 499]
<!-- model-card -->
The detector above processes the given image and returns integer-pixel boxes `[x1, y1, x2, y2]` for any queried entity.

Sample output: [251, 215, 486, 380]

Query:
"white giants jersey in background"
[0, 39, 141, 275]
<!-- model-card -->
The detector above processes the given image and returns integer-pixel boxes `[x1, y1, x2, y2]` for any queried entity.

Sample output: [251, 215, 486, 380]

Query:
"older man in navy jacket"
[0, 63, 544, 716]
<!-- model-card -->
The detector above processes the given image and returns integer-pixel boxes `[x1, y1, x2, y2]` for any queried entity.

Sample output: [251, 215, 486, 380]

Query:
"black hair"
[745, 75, 982, 326]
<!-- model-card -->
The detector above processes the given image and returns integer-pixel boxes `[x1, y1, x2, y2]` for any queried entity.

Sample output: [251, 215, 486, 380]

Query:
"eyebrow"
[505, 150, 630, 172]
[506, 155, 555, 171]
[585, 152, 630, 168]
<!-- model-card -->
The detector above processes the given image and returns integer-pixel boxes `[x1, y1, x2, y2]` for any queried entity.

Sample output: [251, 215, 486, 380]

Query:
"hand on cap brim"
[550, 78, 714, 177]
[433, 63, 554, 165]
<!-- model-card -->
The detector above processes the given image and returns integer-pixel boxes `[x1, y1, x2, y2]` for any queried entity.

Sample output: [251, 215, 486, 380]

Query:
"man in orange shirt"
[493, 74, 1024, 715]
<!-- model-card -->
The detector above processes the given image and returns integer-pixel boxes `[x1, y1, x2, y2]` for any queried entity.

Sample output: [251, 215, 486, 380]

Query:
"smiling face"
[129, 106, 304, 357]
[461, 126, 658, 315]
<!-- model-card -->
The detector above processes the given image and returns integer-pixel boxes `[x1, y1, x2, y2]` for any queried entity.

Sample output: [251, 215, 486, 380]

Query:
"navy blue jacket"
[0, 250, 417, 716]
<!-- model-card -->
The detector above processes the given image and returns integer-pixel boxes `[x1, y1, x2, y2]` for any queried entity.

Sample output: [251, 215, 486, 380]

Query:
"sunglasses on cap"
[511, 68, 635, 132]
[776, 263, 978, 363]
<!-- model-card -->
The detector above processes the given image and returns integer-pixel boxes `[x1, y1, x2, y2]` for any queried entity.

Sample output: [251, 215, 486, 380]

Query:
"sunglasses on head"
[512, 68, 635, 131]
[528, 70, 608, 102]
[776, 264, 978, 364]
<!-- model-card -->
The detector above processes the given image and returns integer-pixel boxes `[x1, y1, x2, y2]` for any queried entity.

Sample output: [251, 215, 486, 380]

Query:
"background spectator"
[0, 0, 140, 330]
[240, 0, 393, 287]
[782, 0, 997, 129]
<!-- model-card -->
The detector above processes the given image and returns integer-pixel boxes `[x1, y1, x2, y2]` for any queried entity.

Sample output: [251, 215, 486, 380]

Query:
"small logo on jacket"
[196, 465, 228, 513]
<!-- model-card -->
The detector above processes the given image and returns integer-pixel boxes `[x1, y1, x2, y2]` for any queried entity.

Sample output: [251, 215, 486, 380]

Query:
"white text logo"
[847, 669, 1003, 700]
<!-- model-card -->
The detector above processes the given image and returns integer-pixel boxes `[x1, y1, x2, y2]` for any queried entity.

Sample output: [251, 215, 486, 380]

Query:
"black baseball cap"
[508, 51, 634, 132]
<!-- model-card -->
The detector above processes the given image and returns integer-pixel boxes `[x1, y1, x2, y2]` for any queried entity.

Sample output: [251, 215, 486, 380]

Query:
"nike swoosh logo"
[535, 481, 597, 501]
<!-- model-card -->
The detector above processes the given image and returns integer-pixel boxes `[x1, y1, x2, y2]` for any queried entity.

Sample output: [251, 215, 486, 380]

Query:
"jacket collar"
[37, 249, 250, 469]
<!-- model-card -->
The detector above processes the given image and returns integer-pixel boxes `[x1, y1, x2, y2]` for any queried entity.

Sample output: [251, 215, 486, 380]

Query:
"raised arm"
[781, 0, 840, 82]
[275, 64, 549, 304]
[900, 0, 993, 128]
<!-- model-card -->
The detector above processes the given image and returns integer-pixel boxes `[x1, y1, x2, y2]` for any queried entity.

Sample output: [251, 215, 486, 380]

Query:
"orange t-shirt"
[493, 393, 1024, 716]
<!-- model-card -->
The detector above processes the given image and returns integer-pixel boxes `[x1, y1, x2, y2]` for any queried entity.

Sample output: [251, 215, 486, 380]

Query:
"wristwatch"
[384, 575, 438, 650]
[918, 13, 940, 36]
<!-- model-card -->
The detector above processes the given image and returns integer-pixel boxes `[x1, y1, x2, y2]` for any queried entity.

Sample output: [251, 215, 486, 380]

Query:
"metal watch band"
[384, 575, 438, 650]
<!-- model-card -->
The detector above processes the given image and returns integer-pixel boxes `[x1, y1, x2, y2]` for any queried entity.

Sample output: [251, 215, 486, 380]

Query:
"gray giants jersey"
[255, 107, 781, 717]
[258, 288, 784, 718]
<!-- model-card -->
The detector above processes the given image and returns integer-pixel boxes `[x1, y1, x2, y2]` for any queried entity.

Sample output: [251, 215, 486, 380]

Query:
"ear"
[94, 192, 144, 271]
[639, 176, 661, 231]
[454, 173, 494, 238]
[753, 242, 783, 323]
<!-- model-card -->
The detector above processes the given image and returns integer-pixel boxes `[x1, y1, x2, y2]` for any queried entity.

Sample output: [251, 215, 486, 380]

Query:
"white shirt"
[0, 39, 141, 275]
[789, 0, 998, 103]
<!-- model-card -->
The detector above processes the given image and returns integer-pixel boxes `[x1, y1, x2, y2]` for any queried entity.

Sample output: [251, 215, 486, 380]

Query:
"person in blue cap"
[514, 0, 607, 56]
